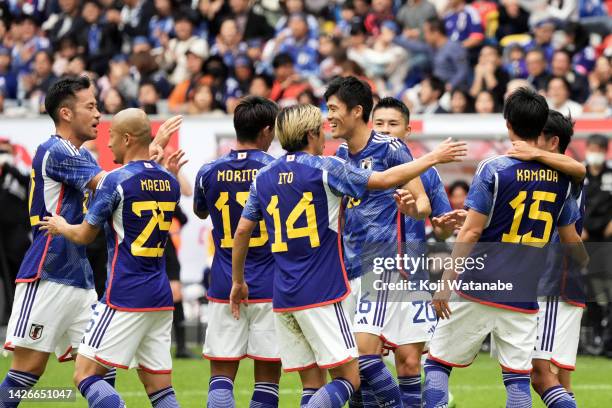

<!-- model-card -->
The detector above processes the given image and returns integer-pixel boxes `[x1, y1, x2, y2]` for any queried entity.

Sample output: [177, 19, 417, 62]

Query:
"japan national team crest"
[360, 157, 374, 170]
[29, 324, 44, 340]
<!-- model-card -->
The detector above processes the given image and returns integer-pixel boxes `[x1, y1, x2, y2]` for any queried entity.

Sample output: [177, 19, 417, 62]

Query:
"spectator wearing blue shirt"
[148, 0, 174, 50]
[210, 18, 248, 71]
[443, 0, 484, 49]
[11, 15, 49, 74]
[0, 47, 17, 99]
[275, 0, 319, 39]
[524, 18, 556, 64]
[263, 13, 319, 77]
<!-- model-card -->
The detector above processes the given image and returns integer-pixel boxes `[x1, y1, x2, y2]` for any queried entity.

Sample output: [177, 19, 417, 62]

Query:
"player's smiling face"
[373, 108, 409, 139]
[71, 87, 101, 142]
[326, 95, 356, 140]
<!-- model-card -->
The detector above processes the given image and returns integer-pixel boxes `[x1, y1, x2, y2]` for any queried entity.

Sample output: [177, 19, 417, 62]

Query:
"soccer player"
[0, 77, 178, 407]
[371, 97, 459, 407]
[39, 108, 185, 408]
[193, 96, 282, 408]
[326, 77, 430, 407]
[230, 104, 466, 408]
[507, 111, 586, 408]
[423, 88, 585, 408]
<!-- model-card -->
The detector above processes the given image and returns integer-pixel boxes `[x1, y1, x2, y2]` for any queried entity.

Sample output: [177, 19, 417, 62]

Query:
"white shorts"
[429, 295, 537, 373]
[353, 271, 434, 348]
[275, 302, 358, 372]
[532, 297, 583, 371]
[78, 302, 173, 373]
[203, 301, 279, 361]
[4, 280, 97, 361]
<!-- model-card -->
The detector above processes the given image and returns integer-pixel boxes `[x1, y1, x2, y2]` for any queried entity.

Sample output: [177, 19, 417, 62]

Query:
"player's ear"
[59, 106, 72, 123]
[353, 104, 363, 120]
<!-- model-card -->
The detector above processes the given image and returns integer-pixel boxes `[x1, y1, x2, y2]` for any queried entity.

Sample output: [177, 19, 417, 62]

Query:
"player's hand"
[229, 281, 249, 320]
[394, 189, 419, 218]
[432, 209, 468, 231]
[150, 115, 184, 162]
[432, 288, 452, 319]
[39, 215, 68, 236]
[431, 138, 467, 164]
[507, 141, 540, 161]
[165, 149, 188, 176]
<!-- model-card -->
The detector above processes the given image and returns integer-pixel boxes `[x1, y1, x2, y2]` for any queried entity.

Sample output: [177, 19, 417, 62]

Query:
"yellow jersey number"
[215, 191, 268, 248]
[266, 192, 320, 253]
[131, 201, 176, 257]
[501, 190, 557, 246]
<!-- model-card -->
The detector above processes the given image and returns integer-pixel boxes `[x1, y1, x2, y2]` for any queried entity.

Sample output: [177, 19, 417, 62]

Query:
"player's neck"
[346, 123, 371, 155]
[123, 147, 150, 164]
[55, 126, 85, 149]
[235, 141, 260, 151]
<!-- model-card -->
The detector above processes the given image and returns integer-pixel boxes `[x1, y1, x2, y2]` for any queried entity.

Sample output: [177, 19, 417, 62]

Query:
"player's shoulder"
[247, 150, 275, 165]
[335, 142, 349, 158]
[475, 155, 516, 176]
[370, 132, 405, 152]
[196, 153, 233, 178]
[45, 135, 82, 158]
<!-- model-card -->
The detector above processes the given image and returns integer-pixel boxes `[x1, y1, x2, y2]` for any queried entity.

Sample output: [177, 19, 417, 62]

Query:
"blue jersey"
[194, 149, 275, 302]
[461, 156, 579, 313]
[242, 152, 372, 311]
[404, 166, 452, 242]
[336, 132, 413, 280]
[444, 5, 484, 43]
[85, 161, 180, 311]
[17, 135, 101, 289]
[539, 183, 586, 306]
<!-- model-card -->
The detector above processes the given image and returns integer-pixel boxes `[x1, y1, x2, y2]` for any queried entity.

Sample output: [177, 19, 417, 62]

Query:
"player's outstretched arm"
[507, 141, 586, 183]
[230, 216, 257, 319]
[367, 138, 467, 190]
[39, 216, 100, 245]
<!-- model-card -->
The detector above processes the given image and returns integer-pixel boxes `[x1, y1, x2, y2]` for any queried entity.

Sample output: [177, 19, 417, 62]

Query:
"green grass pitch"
[1, 352, 610, 406]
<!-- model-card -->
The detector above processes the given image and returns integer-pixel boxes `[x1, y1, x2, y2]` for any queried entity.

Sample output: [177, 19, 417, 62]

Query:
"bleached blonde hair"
[275, 104, 322, 152]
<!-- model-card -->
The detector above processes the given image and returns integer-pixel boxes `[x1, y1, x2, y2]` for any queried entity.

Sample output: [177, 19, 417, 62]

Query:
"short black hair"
[426, 75, 446, 98]
[233, 96, 279, 143]
[425, 17, 446, 36]
[323, 76, 373, 123]
[542, 110, 574, 154]
[449, 180, 470, 196]
[373, 97, 410, 124]
[272, 52, 294, 69]
[44, 76, 91, 124]
[587, 134, 609, 150]
[503, 87, 548, 140]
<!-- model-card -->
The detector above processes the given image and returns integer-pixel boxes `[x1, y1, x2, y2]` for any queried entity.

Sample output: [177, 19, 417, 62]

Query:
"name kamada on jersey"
[85, 160, 180, 312]
[459, 156, 580, 313]
[17, 135, 101, 289]
[194, 149, 275, 303]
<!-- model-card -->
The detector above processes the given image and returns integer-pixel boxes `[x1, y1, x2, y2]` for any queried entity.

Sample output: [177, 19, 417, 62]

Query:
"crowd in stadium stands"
[0, 0, 610, 117]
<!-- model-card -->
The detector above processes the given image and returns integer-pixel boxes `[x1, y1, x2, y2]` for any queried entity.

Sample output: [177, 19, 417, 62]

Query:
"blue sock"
[207, 376, 234, 408]
[0, 369, 40, 407]
[423, 358, 452, 408]
[398, 375, 422, 408]
[78, 375, 125, 408]
[148, 386, 179, 408]
[541, 385, 577, 408]
[348, 380, 377, 407]
[307, 377, 354, 408]
[358, 355, 402, 407]
[502, 372, 532, 408]
[250, 382, 279, 408]
[301, 388, 317, 407]
[103, 368, 116, 388]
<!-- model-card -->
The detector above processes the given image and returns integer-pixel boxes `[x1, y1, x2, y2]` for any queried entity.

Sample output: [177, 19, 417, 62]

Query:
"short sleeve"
[193, 167, 210, 214]
[242, 180, 263, 221]
[558, 193, 580, 227]
[386, 140, 413, 168]
[45, 145, 102, 192]
[425, 169, 452, 218]
[465, 161, 495, 215]
[323, 156, 372, 198]
[84, 174, 120, 227]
